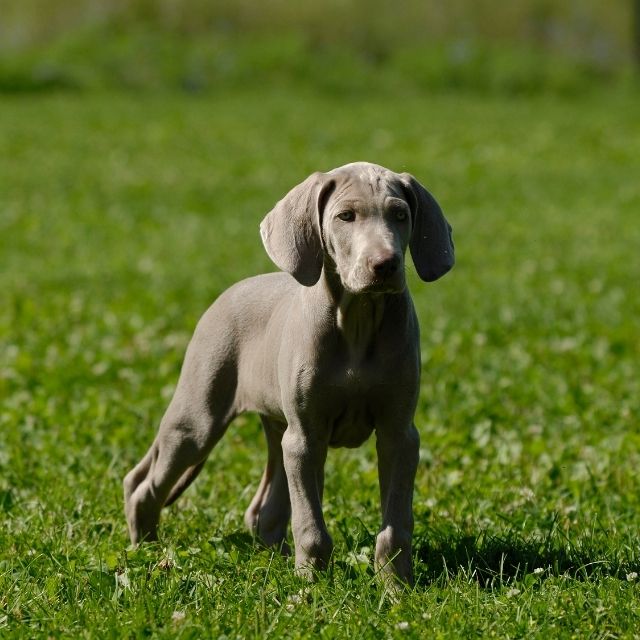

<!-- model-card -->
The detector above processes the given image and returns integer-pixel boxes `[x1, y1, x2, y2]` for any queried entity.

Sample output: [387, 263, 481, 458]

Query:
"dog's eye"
[393, 208, 408, 221]
[337, 210, 356, 222]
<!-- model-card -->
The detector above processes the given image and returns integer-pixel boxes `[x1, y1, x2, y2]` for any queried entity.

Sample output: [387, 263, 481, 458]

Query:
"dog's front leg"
[281, 425, 332, 578]
[375, 423, 420, 587]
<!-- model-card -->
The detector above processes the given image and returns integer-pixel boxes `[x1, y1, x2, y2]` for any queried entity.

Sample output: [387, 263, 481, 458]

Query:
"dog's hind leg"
[123, 331, 238, 544]
[244, 416, 291, 552]
[163, 460, 206, 507]
[123, 399, 234, 544]
[123, 447, 153, 506]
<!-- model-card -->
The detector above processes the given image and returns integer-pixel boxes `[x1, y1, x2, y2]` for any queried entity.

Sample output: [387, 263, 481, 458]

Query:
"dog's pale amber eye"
[337, 210, 356, 222]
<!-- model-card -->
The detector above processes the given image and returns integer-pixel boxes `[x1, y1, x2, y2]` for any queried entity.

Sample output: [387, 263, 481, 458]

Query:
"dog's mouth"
[366, 280, 406, 294]
[343, 273, 406, 295]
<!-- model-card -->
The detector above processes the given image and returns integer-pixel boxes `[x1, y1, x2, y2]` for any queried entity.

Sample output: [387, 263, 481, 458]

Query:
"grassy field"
[1, 85, 640, 637]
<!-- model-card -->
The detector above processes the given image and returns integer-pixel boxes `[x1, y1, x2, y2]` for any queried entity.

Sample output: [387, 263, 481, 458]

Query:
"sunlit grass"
[1, 88, 639, 636]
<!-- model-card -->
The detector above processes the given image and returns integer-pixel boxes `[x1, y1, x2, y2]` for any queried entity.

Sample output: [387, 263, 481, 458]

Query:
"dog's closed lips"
[123, 161, 454, 585]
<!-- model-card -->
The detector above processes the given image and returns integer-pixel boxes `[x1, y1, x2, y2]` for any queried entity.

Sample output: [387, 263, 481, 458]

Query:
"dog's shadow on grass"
[412, 527, 635, 587]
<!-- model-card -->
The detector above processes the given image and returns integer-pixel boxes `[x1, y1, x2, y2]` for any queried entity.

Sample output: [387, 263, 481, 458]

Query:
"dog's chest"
[327, 395, 373, 448]
[321, 363, 379, 448]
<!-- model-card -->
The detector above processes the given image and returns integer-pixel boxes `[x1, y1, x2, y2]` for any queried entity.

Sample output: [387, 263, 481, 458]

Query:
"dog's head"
[260, 162, 454, 292]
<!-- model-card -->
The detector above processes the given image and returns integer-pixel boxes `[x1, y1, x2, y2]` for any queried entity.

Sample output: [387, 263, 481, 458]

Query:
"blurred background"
[1, 0, 638, 95]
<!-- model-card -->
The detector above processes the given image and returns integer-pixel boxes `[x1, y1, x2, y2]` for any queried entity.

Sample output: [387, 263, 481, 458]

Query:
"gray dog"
[124, 162, 454, 585]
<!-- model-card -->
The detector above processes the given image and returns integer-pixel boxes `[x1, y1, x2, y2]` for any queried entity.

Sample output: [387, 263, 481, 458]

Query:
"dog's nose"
[369, 254, 399, 279]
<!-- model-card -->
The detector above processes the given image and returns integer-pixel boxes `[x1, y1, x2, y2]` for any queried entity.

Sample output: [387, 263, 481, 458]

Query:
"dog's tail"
[164, 461, 206, 507]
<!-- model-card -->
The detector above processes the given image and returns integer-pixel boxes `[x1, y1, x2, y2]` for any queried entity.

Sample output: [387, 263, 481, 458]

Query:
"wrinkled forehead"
[327, 163, 406, 207]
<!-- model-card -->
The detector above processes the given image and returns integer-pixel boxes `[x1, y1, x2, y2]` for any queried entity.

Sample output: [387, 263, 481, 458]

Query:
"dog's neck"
[319, 266, 389, 361]
[336, 291, 385, 359]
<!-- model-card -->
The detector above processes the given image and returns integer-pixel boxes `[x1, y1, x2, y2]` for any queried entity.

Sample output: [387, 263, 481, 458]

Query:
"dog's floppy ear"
[400, 173, 455, 282]
[260, 172, 335, 286]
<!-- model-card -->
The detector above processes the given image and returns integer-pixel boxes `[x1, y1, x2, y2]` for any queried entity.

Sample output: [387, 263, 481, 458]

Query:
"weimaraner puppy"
[123, 161, 454, 585]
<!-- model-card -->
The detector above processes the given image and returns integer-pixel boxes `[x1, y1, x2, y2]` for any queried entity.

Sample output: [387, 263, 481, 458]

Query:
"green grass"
[1, 86, 640, 637]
